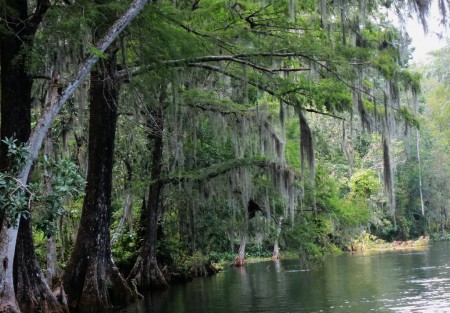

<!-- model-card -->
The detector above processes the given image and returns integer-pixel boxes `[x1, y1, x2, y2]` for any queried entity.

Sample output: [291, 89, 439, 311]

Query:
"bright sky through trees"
[406, 2, 447, 63]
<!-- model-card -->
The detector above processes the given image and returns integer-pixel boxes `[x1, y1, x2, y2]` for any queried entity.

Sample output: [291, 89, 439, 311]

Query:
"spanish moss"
[298, 109, 315, 179]
[382, 134, 396, 225]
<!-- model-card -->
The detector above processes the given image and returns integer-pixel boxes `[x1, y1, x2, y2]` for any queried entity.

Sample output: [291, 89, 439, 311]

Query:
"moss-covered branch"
[158, 157, 299, 185]
[187, 63, 345, 120]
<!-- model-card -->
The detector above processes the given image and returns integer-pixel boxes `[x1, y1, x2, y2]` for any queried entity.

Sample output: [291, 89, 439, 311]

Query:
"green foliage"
[283, 215, 331, 268]
[0, 138, 31, 224]
[371, 50, 399, 80]
[396, 107, 419, 129]
[34, 157, 85, 237]
[32, 229, 48, 269]
[349, 169, 381, 200]
[314, 79, 353, 112]
[399, 70, 421, 94]
[328, 193, 370, 227]
[243, 246, 272, 259]
[12, 0, 447, 287]
[350, 231, 385, 251]
[0, 182, 28, 224]
[173, 251, 209, 273]
[89, 45, 109, 59]
[111, 224, 139, 268]
[46, 157, 85, 196]
[307, 166, 372, 249]
[2, 137, 28, 173]
[208, 251, 236, 264]
[156, 234, 184, 268]
[195, 205, 233, 254]
[181, 89, 244, 113]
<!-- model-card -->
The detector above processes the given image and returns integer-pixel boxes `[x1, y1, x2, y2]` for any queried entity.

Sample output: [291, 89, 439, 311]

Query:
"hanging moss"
[382, 135, 395, 220]
[297, 109, 315, 180]
[355, 91, 370, 132]
[396, 107, 419, 129]
[409, 0, 432, 32]
[399, 70, 421, 95]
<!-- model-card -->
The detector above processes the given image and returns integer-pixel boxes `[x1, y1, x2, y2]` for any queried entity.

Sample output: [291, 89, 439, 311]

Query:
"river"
[124, 241, 450, 312]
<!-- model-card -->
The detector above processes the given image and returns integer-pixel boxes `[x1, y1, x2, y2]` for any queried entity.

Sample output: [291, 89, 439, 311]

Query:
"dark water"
[124, 241, 450, 312]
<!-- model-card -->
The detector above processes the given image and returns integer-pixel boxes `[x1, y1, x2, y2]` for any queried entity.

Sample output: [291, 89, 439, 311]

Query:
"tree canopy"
[0, 0, 449, 312]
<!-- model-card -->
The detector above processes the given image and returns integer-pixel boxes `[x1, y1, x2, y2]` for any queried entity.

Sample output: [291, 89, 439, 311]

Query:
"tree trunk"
[189, 201, 196, 254]
[46, 236, 58, 287]
[233, 231, 247, 267]
[0, 1, 148, 311]
[0, 220, 20, 313]
[272, 239, 280, 260]
[0, 1, 65, 312]
[441, 206, 447, 237]
[62, 53, 134, 312]
[14, 217, 68, 313]
[179, 201, 188, 247]
[0, 1, 31, 304]
[0, 0, 33, 170]
[5, 78, 66, 313]
[233, 217, 248, 267]
[128, 102, 168, 290]
[233, 201, 250, 267]
[416, 130, 425, 216]
[272, 217, 283, 260]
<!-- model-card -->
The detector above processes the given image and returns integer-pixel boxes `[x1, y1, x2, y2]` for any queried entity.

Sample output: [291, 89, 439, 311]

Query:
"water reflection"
[123, 241, 450, 312]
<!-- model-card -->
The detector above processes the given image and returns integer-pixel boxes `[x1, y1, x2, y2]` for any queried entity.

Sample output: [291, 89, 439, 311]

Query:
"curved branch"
[28, 0, 51, 27]
[21, 0, 150, 186]
[158, 157, 300, 185]
[188, 62, 345, 120]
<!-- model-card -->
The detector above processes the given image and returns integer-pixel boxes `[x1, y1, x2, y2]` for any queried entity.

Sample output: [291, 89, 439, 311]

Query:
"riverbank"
[228, 235, 430, 267]
[349, 232, 429, 252]
[166, 234, 430, 284]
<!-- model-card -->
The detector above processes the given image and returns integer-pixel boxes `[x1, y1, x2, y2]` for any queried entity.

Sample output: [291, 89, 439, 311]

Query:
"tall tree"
[0, 1, 67, 312]
[0, 0, 149, 311]
[62, 41, 135, 310]
[128, 88, 169, 289]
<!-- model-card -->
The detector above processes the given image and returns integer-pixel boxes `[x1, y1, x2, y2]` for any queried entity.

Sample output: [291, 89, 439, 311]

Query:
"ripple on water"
[284, 269, 310, 273]
[408, 277, 450, 284]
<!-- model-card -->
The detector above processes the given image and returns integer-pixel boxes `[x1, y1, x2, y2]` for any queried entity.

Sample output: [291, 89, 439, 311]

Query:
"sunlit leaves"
[349, 169, 381, 199]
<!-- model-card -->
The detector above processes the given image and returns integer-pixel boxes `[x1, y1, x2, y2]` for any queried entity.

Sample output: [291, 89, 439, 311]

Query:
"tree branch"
[28, 0, 51, 28]
[20, 0, 150, 186]
[160, 13, 234, 52]
[158, 158, 300, 185]
[271, 67, 310, 72]
[116, 52, 313, 80]
[187, 62, 345, 120]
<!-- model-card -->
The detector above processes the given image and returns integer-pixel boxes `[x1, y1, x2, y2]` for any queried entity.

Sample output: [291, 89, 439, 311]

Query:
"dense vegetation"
[1, 0, 449, 312]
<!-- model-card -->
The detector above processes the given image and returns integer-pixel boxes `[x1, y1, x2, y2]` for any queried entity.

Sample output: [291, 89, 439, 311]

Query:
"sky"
[405, 4, 448, 63]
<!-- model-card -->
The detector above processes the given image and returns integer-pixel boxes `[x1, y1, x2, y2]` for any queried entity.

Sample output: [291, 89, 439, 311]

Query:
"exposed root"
[52, 282, 69, 313]
[64, 256, 135, 313]
[107, 259, 136, 306]
[0, 300, 21, 313]
[14, 217, 68, 313]
[128, 256, 168, 290]
[188, 261, 219, 277]
[232, 256, 245, 267]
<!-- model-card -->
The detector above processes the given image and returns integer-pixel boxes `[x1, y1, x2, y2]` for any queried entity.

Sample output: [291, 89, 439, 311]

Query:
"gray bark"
[0, 1, 149, 311]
